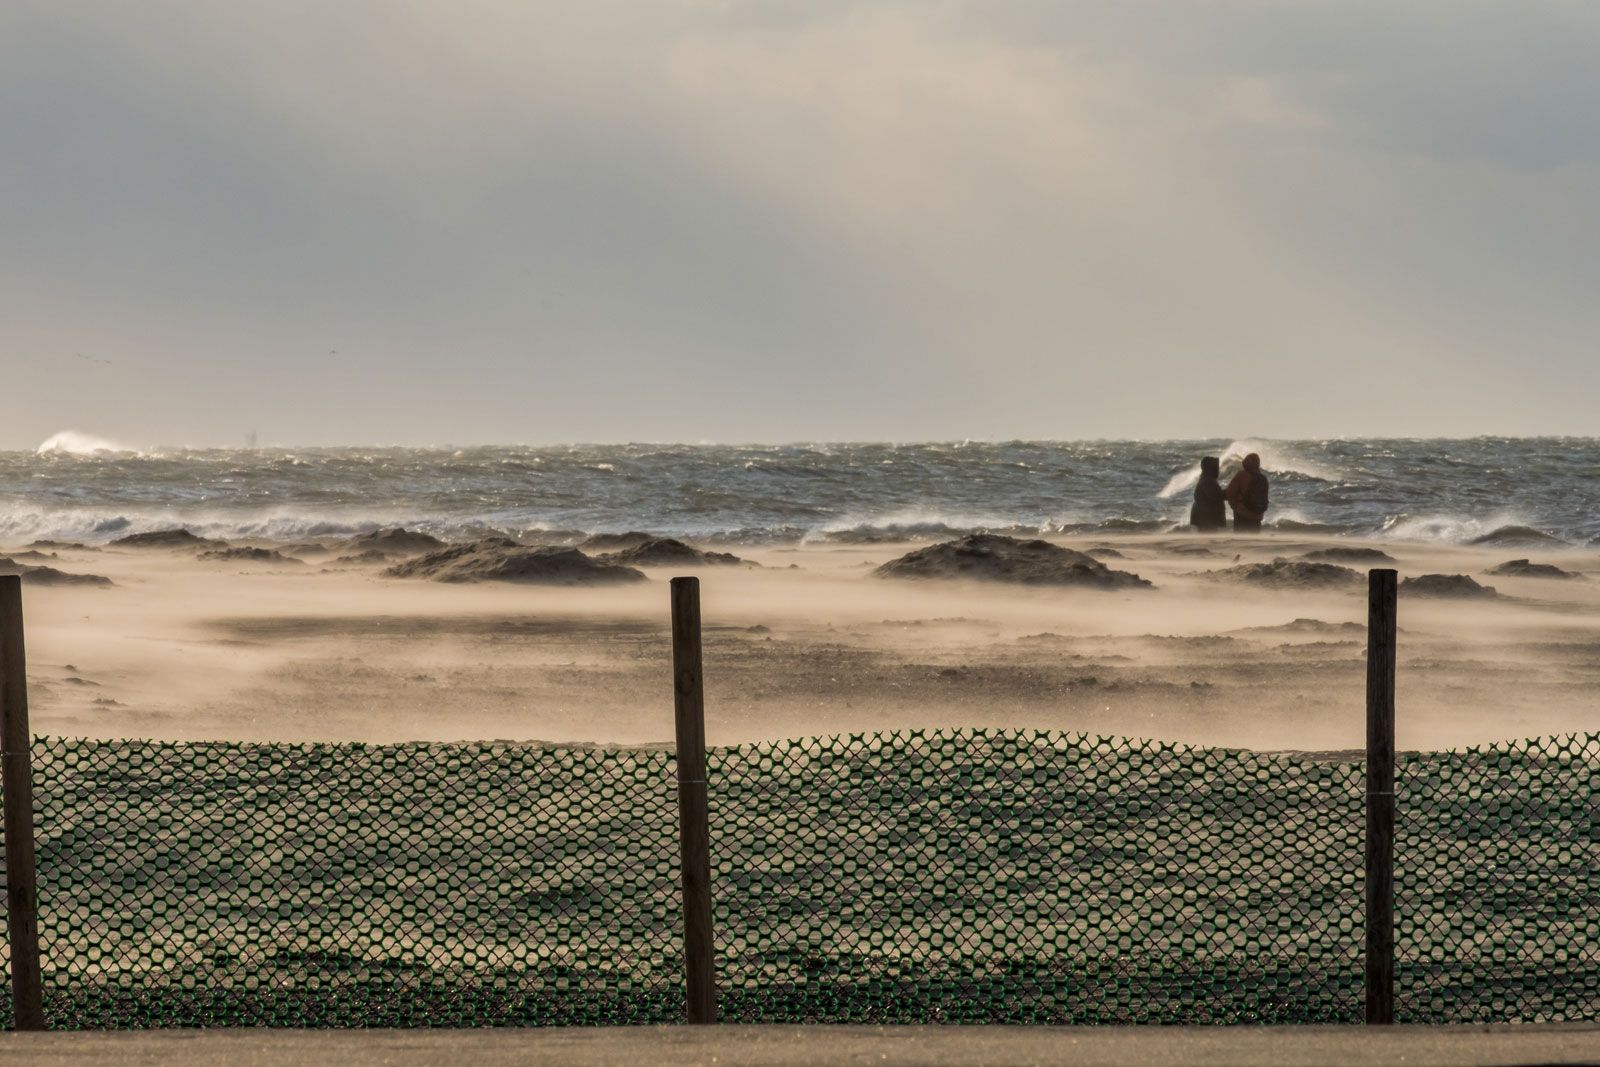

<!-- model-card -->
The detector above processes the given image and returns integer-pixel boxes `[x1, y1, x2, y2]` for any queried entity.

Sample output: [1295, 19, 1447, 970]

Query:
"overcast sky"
[3, 1, 1597, 448]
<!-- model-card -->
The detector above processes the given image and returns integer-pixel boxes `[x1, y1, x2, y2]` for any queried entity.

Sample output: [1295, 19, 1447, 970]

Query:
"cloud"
[0, 1, 1596, 445]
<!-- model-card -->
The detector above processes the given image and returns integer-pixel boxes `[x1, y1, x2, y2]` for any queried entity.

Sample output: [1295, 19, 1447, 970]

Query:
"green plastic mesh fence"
[19, 740, 684, 1028]
[1396, 735, 1600, 1023]
[0, 729, 1594, 1027]
[708, 731, 1363, 1024]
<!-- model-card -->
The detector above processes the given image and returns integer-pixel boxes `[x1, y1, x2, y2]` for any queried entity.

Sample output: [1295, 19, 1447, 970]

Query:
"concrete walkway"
[2, 1025, 1598, 1067]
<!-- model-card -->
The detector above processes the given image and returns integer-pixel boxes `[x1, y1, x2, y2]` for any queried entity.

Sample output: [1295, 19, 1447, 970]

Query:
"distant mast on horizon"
[245, 430, 258, 449]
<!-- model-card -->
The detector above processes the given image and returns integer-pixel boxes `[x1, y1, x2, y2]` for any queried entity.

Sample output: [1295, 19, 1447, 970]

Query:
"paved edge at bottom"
[1, 1024, 1598, 1067]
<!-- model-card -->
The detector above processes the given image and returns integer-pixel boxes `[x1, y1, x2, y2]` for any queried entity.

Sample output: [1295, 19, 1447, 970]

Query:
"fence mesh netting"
[0, 729, 1594, 1027]
[13, 740, 684, 1027]
[1397, 735, 1600, 1023]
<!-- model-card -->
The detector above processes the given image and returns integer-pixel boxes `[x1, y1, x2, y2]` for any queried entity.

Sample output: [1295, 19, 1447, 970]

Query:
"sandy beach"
[14, 531, 1599, 754]
[9, 0, 1600, 1041]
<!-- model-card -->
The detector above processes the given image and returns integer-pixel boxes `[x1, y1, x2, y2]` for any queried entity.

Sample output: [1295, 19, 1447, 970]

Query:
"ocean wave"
[0, 505, 471, 546]
[0, 502, 1575, 549]
[36, 431, 146, 457]
[1378, 512, 1539, 545]
[0, 440, 1594, 548]
[804, 510, 1073, 545]
[1269, 518, 1366, 536]
[1057, 518, 1178, 535]
[1157, 439, 1346, 499]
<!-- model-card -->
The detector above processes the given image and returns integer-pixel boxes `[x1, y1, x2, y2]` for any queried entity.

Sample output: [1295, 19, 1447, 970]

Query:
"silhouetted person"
[1225, 453, 1270, 532]
[1190, 456, 1226, 532]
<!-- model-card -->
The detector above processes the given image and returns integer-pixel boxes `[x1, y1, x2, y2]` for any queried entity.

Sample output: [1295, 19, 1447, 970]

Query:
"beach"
[10, 0, 1600, 1044]
[6, 453, 1598, 1031]
[14, 529, 1598, 754]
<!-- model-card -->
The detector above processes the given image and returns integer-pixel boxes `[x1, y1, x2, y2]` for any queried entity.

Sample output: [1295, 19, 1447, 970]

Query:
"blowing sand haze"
[5, 0, 1600, 1047]
[9, 484, 1599, 755]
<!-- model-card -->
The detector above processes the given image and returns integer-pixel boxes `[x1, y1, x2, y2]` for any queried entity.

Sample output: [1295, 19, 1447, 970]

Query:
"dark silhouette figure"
[1226, 452, 1270, 532]
[1190, 456, 1227, 532]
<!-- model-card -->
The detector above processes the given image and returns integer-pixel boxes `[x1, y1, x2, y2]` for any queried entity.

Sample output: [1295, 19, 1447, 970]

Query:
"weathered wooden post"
[0, 575, 44, 1030]
[670, 577, 717, 1024]
[1365, 568, 1397, 1025]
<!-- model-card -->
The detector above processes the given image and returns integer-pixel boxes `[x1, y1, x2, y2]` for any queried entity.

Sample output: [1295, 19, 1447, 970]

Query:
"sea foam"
[0, 439, 1593, 547]
[36, 431, 144, 457]
[1157, 439, 1345, 499]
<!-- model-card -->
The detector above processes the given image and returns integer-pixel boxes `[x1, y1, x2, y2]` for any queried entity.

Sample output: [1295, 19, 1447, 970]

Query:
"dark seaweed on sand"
[1400, 574, 1499, 598]
[0, 557, 113, 586]
[384, 541, 646, 585]
[1211, 558, 1363, 589]
[875, 535, 1152, 590]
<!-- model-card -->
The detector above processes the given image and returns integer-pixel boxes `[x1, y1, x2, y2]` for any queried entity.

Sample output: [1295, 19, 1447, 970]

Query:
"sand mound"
[874, 535, 1152, 589]
[1162, 543, 1218, 557]
[1086, 547, 1126, 560]
[345, 528, 446, 556]
[9, 550, 59, 563]
[601, 537, 746, 567]
[26, 540, 94, 551]
[1400, 574, 1499, 598]
[385, 541, 646, 585]
[1300, 547, 1396, 564]
[330, 549, 391, 565]
[198, 547, 302, 565]
[111, 529, 227, 550]
[1487, 559, 1582, 580]
[20, 567, 114, 587]
[1212, 558, 1363, 589]
[579, 531, 658, 552]
[1235, 618, 1367, 636]
[1468, 525, 1568, 548]
[0, 558, 113, 587]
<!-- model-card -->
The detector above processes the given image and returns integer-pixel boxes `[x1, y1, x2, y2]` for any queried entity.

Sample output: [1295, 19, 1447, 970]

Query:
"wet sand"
[11, 533, 1600, 753]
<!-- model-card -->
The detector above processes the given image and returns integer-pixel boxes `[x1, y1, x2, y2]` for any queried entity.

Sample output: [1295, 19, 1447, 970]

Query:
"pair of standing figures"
[1191, 453, 1270, 532]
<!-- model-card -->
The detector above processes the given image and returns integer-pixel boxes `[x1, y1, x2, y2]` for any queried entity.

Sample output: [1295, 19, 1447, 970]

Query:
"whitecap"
[801, 508, 1060, 545]
[35, 430, 143, 457]
[1379, 511, 1534, 545]
[1157, 439, 1345, 499]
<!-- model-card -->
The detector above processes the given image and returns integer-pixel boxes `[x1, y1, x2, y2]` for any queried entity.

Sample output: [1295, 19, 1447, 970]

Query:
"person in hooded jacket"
[1190, 456, 1227, 532]
[1225, 453, 1270, 532]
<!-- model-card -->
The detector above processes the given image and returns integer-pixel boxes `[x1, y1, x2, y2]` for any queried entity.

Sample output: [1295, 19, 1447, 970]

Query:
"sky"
[3, 0, 1598, 448]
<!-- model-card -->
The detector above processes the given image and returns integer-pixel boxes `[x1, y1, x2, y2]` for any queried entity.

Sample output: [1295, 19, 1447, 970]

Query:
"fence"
[0, 573, 1597, 1028]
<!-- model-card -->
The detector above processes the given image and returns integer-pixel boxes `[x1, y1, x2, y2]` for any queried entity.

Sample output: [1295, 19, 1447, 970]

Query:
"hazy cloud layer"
[2, 1, 1597, 447]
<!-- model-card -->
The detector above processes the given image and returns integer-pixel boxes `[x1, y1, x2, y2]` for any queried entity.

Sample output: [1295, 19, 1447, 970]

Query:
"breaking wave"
[36, 431, 144, 457]
[1379, 512, 1541, 545]
[0, 439, 1593, 546]
[1157, 439, 1346, 499]
[803, 510, 1076, 545]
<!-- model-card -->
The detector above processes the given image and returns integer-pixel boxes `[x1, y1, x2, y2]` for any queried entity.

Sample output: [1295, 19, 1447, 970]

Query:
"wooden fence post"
[0, 576, 44, 1030]
[670, 577, 717, 1024]
[1365, 568, 1397, 1025]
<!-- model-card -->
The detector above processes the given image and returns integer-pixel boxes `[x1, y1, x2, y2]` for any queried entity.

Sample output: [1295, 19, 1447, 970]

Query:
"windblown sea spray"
[4, 436, 1596, 547]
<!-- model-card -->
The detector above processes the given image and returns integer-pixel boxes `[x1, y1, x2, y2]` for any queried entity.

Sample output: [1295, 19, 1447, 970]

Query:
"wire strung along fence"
[0, 571, 1597, 1029]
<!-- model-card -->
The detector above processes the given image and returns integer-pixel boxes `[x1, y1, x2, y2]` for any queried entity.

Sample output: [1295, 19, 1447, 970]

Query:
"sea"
[4, 434, 1597, 547]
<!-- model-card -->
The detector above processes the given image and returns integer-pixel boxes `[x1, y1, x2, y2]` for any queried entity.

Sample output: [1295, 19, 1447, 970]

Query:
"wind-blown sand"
[10, 532, 1600, 753]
